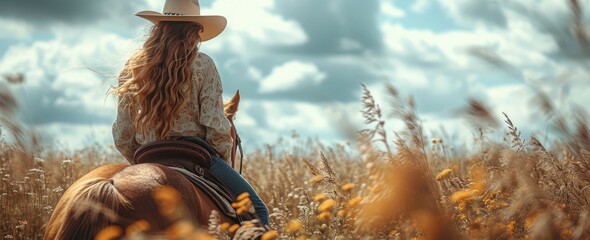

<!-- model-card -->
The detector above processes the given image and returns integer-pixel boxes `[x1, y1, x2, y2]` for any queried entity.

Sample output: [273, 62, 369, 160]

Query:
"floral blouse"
[112, 52, 233, 164]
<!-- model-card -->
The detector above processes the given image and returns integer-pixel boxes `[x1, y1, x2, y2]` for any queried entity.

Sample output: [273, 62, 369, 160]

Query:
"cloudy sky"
[0, 0, 589, 152]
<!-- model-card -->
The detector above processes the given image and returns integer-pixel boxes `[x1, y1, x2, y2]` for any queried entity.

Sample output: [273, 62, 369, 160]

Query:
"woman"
[110, 0, 270, 227]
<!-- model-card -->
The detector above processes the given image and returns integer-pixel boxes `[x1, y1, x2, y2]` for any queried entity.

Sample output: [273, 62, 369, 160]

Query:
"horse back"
[45, 163, 223, 239]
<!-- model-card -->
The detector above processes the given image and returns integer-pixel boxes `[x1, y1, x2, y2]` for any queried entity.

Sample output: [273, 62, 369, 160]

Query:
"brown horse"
[44, 91, 246, 239]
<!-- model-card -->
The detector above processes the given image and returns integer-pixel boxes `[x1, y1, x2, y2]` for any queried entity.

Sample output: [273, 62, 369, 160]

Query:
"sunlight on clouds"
[231, 101, 258, 127]
[206, 0, 307, 48]
[380, 0, 405, 18]
[259, 61, 326, 93]
[482, 84, 533, 128]
[411, 0, 431, 13]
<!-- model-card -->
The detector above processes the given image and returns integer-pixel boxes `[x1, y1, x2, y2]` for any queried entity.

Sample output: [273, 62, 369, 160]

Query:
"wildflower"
[337, 209, 347, 218]
[95, 226, 122, 240]
[310, 175, 323, 184]
[436, 169, 453, 181]
[166, 221, 194, 239]
[236, 207, 248, 215]
[317, 212, 332, 222]
[220, 222, 230, 231]
[318, 199, 335, 212]
[346, 196, 362, 208]
[237, 192, 250, 201]
[451, 190, 474, 203]
[313, 193, 327, 202]
[125, 220, 150, 236]
[236, 198, 252, 208]
[285, 220, 303, 233]
[152, 186, 181, 218]
[261, 230, 279, 240]
[228, 224, 240, 234]
[341, 183, 355, 192]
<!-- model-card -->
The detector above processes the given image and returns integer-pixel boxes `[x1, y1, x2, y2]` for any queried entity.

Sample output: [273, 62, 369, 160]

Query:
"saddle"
[133, 138, 251, 223]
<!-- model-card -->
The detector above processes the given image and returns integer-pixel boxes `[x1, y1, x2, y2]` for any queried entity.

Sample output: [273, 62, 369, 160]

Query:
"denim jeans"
[208, 155, 269, 226]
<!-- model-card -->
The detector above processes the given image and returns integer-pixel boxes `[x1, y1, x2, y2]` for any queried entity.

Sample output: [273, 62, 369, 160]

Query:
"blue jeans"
[208, 155, 269, 226]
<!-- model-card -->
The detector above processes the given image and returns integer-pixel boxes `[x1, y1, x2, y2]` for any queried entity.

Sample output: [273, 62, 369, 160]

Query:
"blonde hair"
[111, 22, 203, 140]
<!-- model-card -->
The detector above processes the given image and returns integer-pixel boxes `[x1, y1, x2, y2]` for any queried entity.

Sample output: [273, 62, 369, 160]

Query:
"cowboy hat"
[136, 0, 227, 42]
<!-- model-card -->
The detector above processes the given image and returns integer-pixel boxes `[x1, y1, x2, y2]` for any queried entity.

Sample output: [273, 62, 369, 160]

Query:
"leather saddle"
[133, 138, 252, 223]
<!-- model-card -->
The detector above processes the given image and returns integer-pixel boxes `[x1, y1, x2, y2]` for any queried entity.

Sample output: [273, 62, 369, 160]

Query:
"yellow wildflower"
[346, 196, 362, 208]
[228, 224, 240, 234]
[261, 230, 279, 240]
[341, 183, 355, 192]
[125, 220, 150, 236]
[337, 209, 347, 218]
[310, 175, 323, 184]
[317, 212, 332, 222]
[450, 190, 474, 203]
[237, 192, 250, 201]
[95, 226, 122, 240]
[220, 222, 230, 231]
[236, 206, 248, 215]
[313, 193, 327, 202]
[318, 199, 335, 212]
[436, 169, 453, 181]
[285, 220, 303, 234]
[166, 221, 194, 239]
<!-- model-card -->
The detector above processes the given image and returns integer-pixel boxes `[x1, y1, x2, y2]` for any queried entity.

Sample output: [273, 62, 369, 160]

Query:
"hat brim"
[136, 11, 227, 42]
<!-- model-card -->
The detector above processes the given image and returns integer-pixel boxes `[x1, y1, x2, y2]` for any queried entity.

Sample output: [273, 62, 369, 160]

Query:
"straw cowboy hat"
[136, 0, 227, 42]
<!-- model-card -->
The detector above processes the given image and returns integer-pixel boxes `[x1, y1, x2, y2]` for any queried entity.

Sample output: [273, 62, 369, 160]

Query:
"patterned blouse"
[112, 52, 233, 164]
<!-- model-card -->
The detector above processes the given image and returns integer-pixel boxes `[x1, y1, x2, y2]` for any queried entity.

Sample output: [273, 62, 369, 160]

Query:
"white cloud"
[258, 61, 326, 93]
[0, 28, 133, 132]
[381, 1, 406, 18]
[411, 0, 431, 13]
[230, 98, 364, 149]
[36, 123, 114, 150]
[0, 18, 33, 40]
[205, 0, 307, 52]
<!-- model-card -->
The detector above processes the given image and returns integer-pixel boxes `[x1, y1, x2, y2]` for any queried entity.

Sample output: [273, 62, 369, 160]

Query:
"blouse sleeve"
[199, 55, 234, 163]
[112, 76, 141, 164]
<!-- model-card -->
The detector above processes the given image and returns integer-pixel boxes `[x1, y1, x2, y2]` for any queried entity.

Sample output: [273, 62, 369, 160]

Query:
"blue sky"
[0, 0, 589, 152]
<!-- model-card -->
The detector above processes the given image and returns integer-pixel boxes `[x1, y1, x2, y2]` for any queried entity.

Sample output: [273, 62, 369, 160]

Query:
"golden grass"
[1, 84, 590, 239]
[2, 1, 590, 238]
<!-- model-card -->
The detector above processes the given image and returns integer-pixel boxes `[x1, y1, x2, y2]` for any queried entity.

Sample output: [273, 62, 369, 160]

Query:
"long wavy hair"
[111, 22, 203, 140]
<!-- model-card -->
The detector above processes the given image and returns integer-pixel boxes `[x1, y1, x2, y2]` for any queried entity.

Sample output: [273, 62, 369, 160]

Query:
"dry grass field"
[1, 1, 590, 239]
[1, 78, 590, 239]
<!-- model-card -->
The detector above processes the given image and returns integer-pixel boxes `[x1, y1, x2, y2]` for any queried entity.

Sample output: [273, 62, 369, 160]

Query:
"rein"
[236, 133, 244, 174]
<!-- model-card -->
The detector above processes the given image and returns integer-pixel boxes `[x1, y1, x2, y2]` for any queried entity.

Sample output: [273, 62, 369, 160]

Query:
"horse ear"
[224, 90, 240, 118]
[231, 90, 240, 105]
[228, 90, 240, 111]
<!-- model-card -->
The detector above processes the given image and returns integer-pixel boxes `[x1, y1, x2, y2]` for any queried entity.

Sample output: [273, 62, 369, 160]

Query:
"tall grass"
[1, 0, 590, 239]
[1, 80, 590, 239]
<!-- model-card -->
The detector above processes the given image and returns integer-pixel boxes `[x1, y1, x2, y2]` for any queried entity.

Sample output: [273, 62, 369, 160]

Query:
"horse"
[44, 91, 251, 239]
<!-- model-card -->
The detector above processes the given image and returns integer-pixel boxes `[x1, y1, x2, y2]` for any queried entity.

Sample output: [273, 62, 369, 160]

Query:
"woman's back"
[112, 40, 233, 163]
